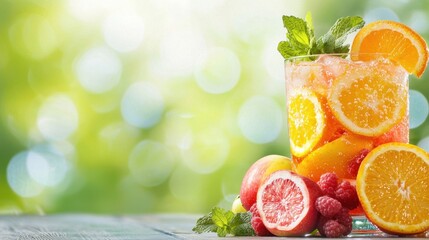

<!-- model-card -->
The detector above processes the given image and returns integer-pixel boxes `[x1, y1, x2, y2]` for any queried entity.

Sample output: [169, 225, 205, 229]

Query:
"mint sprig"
[278, 13, 365, 60]
[192, 207, 254, 237]
[278, 15, 313, 59]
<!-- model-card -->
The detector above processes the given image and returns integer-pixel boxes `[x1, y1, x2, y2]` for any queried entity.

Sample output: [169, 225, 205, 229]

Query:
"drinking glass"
[284, 53, 409, 235]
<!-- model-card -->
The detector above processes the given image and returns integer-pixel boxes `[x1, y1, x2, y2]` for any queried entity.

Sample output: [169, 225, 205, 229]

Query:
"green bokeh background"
[0, 0, 428, 214]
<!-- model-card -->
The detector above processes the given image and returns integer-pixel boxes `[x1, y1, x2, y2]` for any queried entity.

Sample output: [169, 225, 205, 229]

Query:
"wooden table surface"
[0, 214, 426, 239]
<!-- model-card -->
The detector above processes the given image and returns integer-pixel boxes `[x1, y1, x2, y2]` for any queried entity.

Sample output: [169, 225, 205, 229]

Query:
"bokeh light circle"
[159, 28, 207, 77]
[7, 152, 44, 198]
[408, 11, 429, 34]
[364, 7, 399, 23]
[418, 136, 429, 152]
[169, 167, 203, 202]
[102, 10, 144, 53]
[8, 14, 58, 60]
[27, 144, 69, 187]
[121, 81, 164, 128]
[37, 94, 79, 141]
[410, 89, 429, 129]
[262, 43, 285, 95]
[194, 47, 241, 94]
[181, 127, 230, 174]
[75, 46, 122, 93]
[67, 0, 128, 21]
[128, 140, 175, 187]
[238, 95, 283, 143]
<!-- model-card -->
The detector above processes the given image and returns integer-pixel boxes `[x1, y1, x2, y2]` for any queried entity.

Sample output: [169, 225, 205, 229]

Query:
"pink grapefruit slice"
[256, 170, 322, 236]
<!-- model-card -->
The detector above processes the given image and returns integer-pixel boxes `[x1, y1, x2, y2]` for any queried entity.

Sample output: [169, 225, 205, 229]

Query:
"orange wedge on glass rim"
[356, 143, 429, 235]
[350, 20, 429, 78]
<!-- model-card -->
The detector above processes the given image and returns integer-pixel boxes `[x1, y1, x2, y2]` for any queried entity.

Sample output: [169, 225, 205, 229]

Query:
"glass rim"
[284, 52, 391, 62]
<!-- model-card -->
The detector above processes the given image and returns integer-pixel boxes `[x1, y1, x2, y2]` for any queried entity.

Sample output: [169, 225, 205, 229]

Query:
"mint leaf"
[305, 12, 316, 48]
[315, 34, 336, 53]
[315, 16, 364, 54]
[278, 14, 365, 60]
[230, 212, 254, 236]
[212, 207, 234, 228]
[282, 15, 311, 49]
[330, 16, 365, 46]
[277, 41, 303, 59]
[192, 207, 254, 237]
[217, 227, 228, 237]
[192, 211, 217, 234]
[278, 15, 313, 58]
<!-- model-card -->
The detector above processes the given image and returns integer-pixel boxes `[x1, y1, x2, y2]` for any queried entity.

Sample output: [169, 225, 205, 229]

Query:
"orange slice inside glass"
[296, 133, 373, 182]
[356, 143, 429, 235]
[287, 89, 326, 157]
[351, 20, 429, 78]
[328, 62, 408, 137]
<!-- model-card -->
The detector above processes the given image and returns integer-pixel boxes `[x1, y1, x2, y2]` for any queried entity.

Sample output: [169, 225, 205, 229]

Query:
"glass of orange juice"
[284, 53, 409, 232]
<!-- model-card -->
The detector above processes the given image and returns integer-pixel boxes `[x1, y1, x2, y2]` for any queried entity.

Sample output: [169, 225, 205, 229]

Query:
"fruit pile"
[193, 14, 429, 238]
[240, 156, 357, 237]
[237, 151, 429, 237]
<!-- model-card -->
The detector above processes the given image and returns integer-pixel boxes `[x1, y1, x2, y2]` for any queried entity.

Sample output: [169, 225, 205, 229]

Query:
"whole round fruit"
[240, 155, 293, 210]
[231, 196, 246, 214]
[257, 170, 322, 236]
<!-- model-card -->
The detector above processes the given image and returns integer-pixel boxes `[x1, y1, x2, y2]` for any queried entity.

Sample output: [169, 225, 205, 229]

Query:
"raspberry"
[249, 203, 259, 217]
[334, 208, 353, 235]
[315, 196, 342, 218]
[249, 203, 272, 236]
[251, 217, 272, 236]
[347, 149, 370, 177]
[335, 181, 359, 210]
[319, 219, 347, 238]
[317, 216, 329, 232]
[317, 172, 338, 197]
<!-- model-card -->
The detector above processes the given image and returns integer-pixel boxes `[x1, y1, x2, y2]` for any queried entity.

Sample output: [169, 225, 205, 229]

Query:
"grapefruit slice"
[240, 155, 293, 210]
[256, 170, 322, 236]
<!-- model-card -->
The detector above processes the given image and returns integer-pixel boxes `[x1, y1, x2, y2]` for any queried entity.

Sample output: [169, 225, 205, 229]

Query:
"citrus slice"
[296, 133, 373, 182]
[240, 155, 293, 210]
[256, 170, 322, 236]
[356, 143, 429, 235]
[288, 89, 326, 157]
[351, 20, 429, 78]
[328, 62, 408, 137]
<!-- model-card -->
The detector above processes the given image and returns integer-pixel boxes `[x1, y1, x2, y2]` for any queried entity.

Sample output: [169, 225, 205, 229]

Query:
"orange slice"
[351, 20, 429, 78]
[287, 89, 326, 158]
[328, 61, 408, 137]
[356, 143, 429, 235]
[296, 133, 373, 182]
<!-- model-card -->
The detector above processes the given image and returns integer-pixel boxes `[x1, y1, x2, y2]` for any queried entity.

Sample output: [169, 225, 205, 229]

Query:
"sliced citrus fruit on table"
[356, 143, 429, 235]
[328, 62, 408, 137]
[287, 89, 326, 158]
[239, 155, 293, 210]
[257, 170, 322, 236]
[296, 133, 373, 181]
[351, 20, 429, 78]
